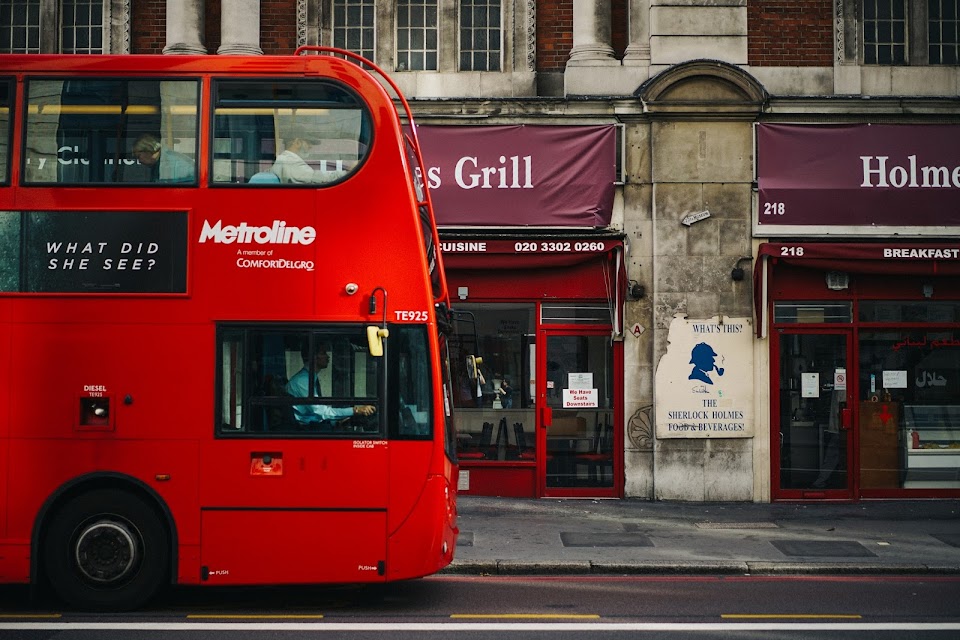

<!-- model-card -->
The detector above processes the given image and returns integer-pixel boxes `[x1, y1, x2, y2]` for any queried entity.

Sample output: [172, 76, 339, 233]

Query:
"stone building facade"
[9, 0, 959, 501]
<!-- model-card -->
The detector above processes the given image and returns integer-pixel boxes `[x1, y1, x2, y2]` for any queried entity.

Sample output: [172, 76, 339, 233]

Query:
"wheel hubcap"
[74, 521, 138, 583]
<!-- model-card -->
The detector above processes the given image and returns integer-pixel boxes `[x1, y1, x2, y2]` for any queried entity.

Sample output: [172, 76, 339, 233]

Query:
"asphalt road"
[2, 574, 960, 639]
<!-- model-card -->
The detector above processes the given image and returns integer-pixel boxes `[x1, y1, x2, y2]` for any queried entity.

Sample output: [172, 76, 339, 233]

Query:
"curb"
[440, 561, 960, 576]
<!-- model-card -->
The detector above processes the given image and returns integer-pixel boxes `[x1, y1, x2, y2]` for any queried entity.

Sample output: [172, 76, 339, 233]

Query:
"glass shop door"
[538, 330, 619, 498]
[774, 330, 854, 499]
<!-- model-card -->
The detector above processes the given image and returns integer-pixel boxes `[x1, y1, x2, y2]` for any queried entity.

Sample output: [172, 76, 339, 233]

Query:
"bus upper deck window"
[23, 78, 199, 185]
[211, 79, 372, 186]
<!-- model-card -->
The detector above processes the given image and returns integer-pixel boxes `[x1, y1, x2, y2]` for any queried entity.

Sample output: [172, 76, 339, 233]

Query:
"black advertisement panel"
[14, 211, 187, 293]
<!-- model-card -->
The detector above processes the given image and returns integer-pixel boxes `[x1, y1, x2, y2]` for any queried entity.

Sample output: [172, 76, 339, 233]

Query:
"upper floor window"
[61, 0, 103, 53]
[863, 0, 907, 64]
[930, 0, 959, 64]
[0, 0, 104, 54]
[333, 0, 375, 62]
[860, 0, 960, 65]
[396, 0, 438, 71]
[459, 0, 501, 71]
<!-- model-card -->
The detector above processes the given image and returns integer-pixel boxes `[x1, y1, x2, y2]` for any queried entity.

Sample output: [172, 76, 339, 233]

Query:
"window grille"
[396, 0, 437, 71]
[459, 0, 500, 71]
[0, 0, 41, 53]
[333, 0, 375, 62]
[863, 0, 907, 64]
[61, 0, 103, 54]
[929, 0, 960, 64]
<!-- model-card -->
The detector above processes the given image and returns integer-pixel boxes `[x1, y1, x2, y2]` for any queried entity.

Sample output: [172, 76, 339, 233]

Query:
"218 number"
[763, 202, 786, 215]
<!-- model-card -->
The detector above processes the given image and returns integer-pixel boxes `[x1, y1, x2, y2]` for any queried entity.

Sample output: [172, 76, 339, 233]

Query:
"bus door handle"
[541, 405, 552, 428]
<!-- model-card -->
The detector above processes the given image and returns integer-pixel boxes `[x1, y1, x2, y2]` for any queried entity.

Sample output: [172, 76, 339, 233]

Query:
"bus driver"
[286, 342, 376, 425]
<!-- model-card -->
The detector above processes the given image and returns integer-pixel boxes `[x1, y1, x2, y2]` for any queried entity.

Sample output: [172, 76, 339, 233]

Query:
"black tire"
[42, 488, 169, 611]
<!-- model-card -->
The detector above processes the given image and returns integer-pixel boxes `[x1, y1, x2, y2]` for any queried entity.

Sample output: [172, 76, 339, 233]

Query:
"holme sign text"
[860, 155, 960, 188]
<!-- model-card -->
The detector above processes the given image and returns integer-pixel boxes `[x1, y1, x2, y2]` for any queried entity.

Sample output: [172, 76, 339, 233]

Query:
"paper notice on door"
[801, 372, 820, 398]
[883, 370, 908, 389]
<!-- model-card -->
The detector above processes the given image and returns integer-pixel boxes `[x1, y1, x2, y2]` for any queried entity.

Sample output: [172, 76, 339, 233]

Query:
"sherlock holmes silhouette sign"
[655, 315, 754, 439]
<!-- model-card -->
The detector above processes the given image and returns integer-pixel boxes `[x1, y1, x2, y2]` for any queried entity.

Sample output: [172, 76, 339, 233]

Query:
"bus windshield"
[218, 324, 433, 438]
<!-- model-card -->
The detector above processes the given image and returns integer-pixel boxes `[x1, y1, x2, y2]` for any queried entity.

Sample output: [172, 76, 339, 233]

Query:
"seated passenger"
[286, 343, 375, 425]
[270, 126, 351, 184]
[132, 134, 195, 183]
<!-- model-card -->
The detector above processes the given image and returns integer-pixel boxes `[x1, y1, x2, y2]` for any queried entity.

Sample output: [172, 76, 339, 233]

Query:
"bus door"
[538, 330, 619, 497]
[199, 328, 389, 585]
[773, 330, 854, 499]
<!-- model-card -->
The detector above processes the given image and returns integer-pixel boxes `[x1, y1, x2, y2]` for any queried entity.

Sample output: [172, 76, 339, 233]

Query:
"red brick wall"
[261, 0, 299, 54]
[748, 0, 834, 66]
[537, 0, 572, 72]
[612, 0, 627, 58]
[205, 0, 221, 53]
[130, 0, 166, 53]
[130, 0, 297, 55]
[537, 1, 624, 71]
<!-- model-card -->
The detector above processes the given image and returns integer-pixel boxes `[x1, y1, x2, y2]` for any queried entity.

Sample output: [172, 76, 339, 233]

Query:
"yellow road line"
[186, 614, 324, 620]
[451, 614, 601, 620]
[722, 614, 862, 620]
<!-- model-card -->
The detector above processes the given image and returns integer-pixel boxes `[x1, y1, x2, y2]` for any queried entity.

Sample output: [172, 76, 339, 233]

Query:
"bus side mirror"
[367, 325, 389, 357]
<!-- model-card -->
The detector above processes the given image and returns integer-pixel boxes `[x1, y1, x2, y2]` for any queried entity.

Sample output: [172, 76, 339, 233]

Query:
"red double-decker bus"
[0, 49, 460, 610]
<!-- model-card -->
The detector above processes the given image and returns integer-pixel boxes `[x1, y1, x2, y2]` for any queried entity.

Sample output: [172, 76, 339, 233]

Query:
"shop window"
[541, 303, 611, 325]
[860, 301, 960, 323]
[450, 303, 535, 462]
[859, 329, 960, 489]
[773, 302, 853, 324]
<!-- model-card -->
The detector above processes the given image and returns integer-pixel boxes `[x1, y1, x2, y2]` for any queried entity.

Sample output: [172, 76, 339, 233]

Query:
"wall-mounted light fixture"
[731, 256, 753, 281]
[826, 271, 849, 291]
[628, 279, 646, 300]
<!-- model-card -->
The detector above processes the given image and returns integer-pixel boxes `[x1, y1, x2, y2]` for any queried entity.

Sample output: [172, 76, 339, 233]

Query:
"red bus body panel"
[0, 53, 456, 593]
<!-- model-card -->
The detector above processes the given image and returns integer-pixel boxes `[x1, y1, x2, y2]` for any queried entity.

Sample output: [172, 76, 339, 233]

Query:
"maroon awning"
[753, 242, 960, 337]
[441, 236, 627, 336]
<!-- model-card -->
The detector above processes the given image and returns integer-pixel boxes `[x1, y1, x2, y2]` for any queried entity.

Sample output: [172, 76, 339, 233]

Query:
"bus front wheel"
[42, 488, 169, 611]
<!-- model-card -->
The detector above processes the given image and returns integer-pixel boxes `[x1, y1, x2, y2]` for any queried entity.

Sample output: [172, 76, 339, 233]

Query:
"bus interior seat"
[249, 171, 280, 184]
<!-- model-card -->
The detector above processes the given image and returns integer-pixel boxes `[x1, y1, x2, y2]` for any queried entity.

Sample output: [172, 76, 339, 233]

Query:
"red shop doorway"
[757, 242, 960, 501]
[444, 234, 626, 498]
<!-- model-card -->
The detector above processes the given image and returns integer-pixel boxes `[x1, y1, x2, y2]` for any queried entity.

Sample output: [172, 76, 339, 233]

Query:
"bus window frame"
[20, 75, 201, 187]
[0, 77, 13, 186]
[215, 323, 436, 441]
[209, 76, 373, 187]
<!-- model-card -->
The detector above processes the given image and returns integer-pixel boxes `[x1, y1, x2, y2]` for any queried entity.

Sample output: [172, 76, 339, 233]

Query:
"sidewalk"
[445, 496, 960, 576]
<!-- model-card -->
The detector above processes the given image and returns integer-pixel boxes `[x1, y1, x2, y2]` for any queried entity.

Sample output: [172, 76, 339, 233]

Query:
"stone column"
[219, 0, 263, 55]
[567, 0, 617, 65]
[163, 0, 206, 55]
[623, 0, 651, 65]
